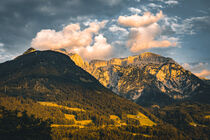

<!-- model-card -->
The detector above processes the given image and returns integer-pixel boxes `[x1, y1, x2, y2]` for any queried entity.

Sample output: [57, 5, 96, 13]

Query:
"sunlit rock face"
[69, 53, 90, 69]
[70, 52, 204, 106]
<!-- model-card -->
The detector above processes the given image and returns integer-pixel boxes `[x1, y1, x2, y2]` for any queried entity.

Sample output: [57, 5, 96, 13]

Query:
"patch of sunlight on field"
[189, 122, 197, 127]
[110, 115, 120, 121]
[110, 115, 127, 126]
[64, 114, 76, 120]
[51, 124, 85, 128]
[142, 134, 152, 137]
[189, 122, 206, 127]
[128, 132, 151, 137]
[51, 114, 92, 128]
[38, 102, 85, 112]
[204, 115, 210, 119]
[64, 113, 92, 126]
[76, 120, 92, 125]
[127, 112, 156, 126]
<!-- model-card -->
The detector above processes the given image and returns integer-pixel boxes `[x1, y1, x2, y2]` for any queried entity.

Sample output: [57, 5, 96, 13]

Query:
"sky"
[0, 0, 210, 78]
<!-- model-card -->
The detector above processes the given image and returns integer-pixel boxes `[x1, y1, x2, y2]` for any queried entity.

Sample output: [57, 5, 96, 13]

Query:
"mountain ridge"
[0, 48, 209, 139]
[43, 48, 209, 106]
[18, 48, 210, 106]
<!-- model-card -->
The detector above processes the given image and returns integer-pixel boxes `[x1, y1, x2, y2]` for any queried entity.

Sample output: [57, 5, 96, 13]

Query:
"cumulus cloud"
[31, 21, 107, 50]
[118, 11, 164, 27]
[31, 20, 114, 60]
[194, 70, 210, 78]
[118, 11, 176, 53]
[127, 23, 176, 52]
[71, 34, 113, 61]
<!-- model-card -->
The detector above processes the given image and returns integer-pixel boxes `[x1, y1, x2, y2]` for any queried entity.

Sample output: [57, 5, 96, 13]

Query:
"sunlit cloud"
[118, 11, 176, 53]
[127, 23, 176, 53]
[182, 62, 208, 72]
[194, 69, 210, 78]
[71, 34, 113, 61]
[31, 20, 115, 60]
[182, 62, 210, 78]
[118, 11, 164, 27]
[31, 20, 107, 50]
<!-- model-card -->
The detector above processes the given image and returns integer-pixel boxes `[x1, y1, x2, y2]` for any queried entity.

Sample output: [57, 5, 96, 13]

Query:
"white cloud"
[0, 42, 4, 47]
[148, 3, 163, 8]
[182, 62, 208, 72]
[128, 7, 142, 14]
[194, 70, 210, 78]
[31, 20, 114, 60]
[182, 62, 210, 78]
[118, 11, 176, 53]
[31, 20, 107, 50]
[169, 16, 210, 35]
[127, 23, 176, 53]
[149, 0, 179, 6]
[109, 25, 129, 36]
[118, 11, 164, 27]
[165, 0, 179, 5]
[71, 34, 113, 61]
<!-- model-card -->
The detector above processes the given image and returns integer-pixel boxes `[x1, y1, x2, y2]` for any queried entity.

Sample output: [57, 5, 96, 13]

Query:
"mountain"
[64, 51, 210, 106]
[0, 48, 188, 139]
[0, 48, 209, 139]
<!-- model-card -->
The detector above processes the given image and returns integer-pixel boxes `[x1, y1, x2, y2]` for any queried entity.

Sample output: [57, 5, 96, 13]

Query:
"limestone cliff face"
[71, 52, 205, 106]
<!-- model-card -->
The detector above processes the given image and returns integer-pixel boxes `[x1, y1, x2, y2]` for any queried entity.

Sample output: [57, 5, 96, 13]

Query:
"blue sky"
[0, 0, 210, 78]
